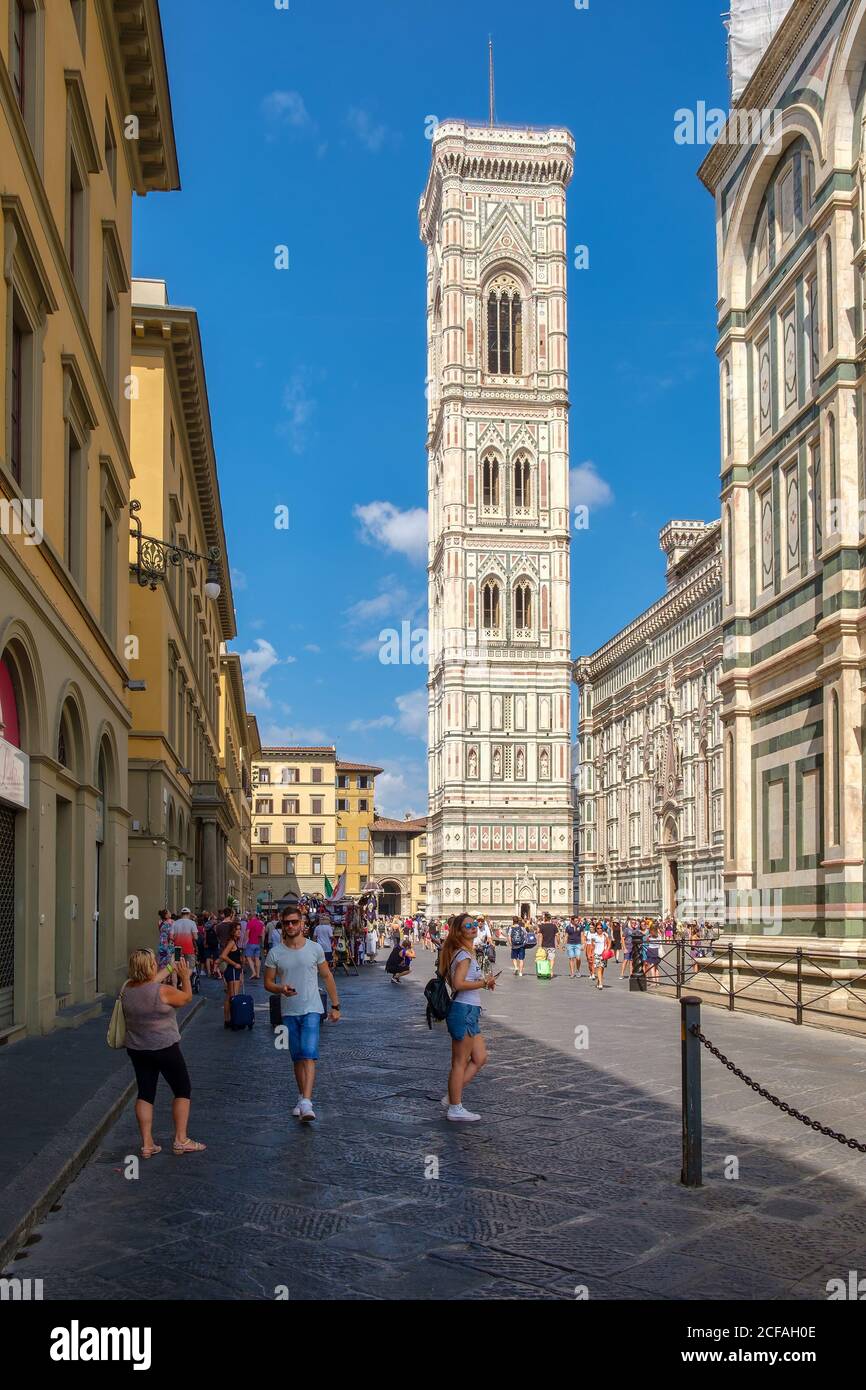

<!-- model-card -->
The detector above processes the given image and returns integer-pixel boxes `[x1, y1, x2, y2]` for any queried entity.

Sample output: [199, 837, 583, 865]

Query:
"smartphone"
[174, 948, 182, 962]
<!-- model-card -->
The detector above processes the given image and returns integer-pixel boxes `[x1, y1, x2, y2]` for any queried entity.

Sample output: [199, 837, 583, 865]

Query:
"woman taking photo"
[438, 913, 495, 1123]
[218, 923, 244, 1027]
[121, 948, 205, 1157]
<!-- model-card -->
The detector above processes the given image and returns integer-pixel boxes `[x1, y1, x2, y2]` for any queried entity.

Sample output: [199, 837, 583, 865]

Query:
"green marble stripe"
[753, 689, 822, 731]
[750, 616, 821, 666]
[751, 722, 822, 761]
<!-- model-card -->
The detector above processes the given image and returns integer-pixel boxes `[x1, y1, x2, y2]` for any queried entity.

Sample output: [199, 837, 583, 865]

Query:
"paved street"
[14, 960, 866, 1301]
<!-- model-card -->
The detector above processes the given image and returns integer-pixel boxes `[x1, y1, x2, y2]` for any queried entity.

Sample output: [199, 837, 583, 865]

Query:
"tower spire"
[488, 36, 495, 127]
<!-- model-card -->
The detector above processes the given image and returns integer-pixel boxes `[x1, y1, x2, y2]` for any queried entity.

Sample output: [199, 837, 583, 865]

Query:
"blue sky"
[134, 0, 730, 817]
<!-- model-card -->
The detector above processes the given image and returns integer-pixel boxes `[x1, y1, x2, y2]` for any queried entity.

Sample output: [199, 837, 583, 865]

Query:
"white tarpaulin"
[728, 0, 795, 101]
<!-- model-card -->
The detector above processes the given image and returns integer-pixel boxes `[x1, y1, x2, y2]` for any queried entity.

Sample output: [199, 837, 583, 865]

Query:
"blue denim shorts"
[566, 944, 582, 959]
[446, 1002, 482, 1041]
[285, 1011, 321, 1061]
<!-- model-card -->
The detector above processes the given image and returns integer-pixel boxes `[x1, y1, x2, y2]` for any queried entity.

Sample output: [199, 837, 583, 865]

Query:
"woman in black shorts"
[121, 948, 205, 1157]
[218, 924, 244, 1027]
[611, 919, 623, 963]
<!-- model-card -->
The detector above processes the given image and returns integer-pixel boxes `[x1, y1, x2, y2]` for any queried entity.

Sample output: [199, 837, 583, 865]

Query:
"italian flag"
[328, 872, 347, 901]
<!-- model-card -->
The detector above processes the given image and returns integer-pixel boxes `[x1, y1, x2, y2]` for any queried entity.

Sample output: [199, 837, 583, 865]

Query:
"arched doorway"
[381, 880, 402, 917]
[662, 814, 679, 917]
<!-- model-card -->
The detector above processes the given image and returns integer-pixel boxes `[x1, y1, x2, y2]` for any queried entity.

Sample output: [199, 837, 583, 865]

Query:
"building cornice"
[575, 541, 723, 686]
[131, 301, 235, 640]
[698, 0, 823, 194]
[97, 0, 180, 194]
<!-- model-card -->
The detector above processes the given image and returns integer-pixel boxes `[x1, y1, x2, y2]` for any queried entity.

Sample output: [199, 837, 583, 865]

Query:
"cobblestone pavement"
[14, 958, 866, 1300]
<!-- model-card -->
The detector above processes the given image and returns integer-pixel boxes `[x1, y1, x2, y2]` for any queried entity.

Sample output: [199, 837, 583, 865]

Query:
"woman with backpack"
[509, 916, 527, 977]
[438, 913, 496, 1123]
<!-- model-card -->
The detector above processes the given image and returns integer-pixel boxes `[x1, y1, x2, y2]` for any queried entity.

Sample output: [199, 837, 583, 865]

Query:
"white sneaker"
[298, 1099, 316, 1123]
[447, 1104, 480, 1123]
[291, 1097, 303, 1117]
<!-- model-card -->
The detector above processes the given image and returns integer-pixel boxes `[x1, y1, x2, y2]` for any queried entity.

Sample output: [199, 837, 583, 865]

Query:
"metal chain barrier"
[689, 1024, 866, 1153]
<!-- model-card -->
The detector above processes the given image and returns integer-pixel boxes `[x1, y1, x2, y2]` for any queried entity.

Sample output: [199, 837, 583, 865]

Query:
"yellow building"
[127, 279, 237, 933]
[252, 748, 337, 907]
[219, 653, 259, 913]
[372, 816, 428, 917]
[336, 759, 381, 896]
[0, 1, 178, 1039]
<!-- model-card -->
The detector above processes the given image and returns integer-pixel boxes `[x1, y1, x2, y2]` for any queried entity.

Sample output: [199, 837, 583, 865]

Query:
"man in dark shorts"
[539, 914, 558, 977]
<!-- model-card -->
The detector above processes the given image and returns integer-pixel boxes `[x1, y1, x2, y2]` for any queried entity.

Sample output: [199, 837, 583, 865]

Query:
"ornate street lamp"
[129, 500, 222, 598]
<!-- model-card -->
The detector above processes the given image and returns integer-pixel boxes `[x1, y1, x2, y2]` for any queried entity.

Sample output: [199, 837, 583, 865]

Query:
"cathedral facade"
[574, 522, 725, 921]
[420, 121, 574, 922]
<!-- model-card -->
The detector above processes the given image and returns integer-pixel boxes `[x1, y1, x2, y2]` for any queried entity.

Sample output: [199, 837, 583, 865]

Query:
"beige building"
[336, 759, 381, 897]
[219, 655, 258, 914]
[372, 815, 428, 917]
[699, 0, 866, 963]
[127, 279, 237, 929]
[0, 1, 178, 1039]
[251, 747, 337, 908]
[574, 522, 724, 920]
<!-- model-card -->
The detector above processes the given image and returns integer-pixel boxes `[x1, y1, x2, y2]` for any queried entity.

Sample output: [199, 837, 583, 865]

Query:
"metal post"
[629, 930, 646, 991]
[796, 947, 803, 1025]
[681, 995, 703, 1187]
[676, 938, 683, 1000]
[727, 940, 735, 1012]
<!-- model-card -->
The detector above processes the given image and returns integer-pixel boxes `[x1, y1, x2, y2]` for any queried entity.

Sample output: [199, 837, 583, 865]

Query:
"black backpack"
[511, 923, 526, 949]
[423, 972, 453, 1029]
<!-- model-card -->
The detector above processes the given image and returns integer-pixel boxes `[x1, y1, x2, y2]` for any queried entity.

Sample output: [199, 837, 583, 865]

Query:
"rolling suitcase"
[535, 957, 552, 980]
[269, 993, 282, 1030]
[230, 993, 255, 1030]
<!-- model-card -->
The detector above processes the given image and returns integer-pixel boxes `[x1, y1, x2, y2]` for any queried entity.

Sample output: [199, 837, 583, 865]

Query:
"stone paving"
[13, 957, 866, 1300]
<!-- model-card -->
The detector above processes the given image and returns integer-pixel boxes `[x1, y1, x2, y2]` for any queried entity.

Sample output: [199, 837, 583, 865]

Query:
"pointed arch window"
[481, 456, 500, 509]
[487, 276, 523, 374]
[481, 579, 501, 633]
[513, 455, 531, 510]
[514, 581, 532, 633]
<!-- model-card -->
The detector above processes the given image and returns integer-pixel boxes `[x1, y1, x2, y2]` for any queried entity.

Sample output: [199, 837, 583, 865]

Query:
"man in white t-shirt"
[265, 906, 340, 1123]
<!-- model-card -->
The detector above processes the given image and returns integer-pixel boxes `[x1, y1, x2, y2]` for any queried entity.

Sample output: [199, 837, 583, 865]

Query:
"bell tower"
[420, 119, 575, 920]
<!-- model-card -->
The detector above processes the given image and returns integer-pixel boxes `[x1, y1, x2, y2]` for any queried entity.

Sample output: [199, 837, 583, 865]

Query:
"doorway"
[665, 858, 679, 917]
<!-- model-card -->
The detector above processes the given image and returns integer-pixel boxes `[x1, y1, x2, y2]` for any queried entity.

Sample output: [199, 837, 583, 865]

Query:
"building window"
[70, 0, 85, 44]
[256, 798, 273, 814]
[65, 422, 84, 584]
[514, 581, 532, 632]
[486, 276, 522, 374]
[337, 774, 348, 789]
[482, 456, 500, 508]
[358, 774, 371, 789]
[258, 768, 271, 785]
[359, 799, 368, 813]
[67, 148, 86, 297]
[513, 455, 531, 509]
[337, 827, 347, 840]
[358, 851, 368, 865]
[99, 463, 121, 640]
[359, 826, 368, 839]
[285, 856, 294, 873]
[311, 797, 323, 816]
[337, 798, 349, 811]
[104, 110, 116, 194]
[311, 767, 323, 783]
[825, 237, 834, 351]
[258, 856, 269, 875]
[259, 826, 270, 845]
[337, 851, 347, 866]
[777, 168, 794, 245]
[284, 826, 296, 844]
[312, 857, 322, 876]
[101, 227, 127, 405]
[281, 767, 298, 783]
[281, 797, 298, 814]
[831, 690, 841, 845]
[384, 834, 397, 857]
[481, 579, 501, 633]
[9, 317, 24, 485]
[311, 826, 323, 845]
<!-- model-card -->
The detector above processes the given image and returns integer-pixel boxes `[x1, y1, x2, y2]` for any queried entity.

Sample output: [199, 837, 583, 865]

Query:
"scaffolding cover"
[728, 0, 795, 102]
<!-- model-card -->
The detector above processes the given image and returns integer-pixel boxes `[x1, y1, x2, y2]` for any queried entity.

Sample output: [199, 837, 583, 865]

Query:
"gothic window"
[481, 579, 501, 633]
[486, 276, 523, 374]
[383, 834, 397, 857]
[482, 456, 500, 508]
[514, 581, 532, 633]
[513, 455, 531, 509]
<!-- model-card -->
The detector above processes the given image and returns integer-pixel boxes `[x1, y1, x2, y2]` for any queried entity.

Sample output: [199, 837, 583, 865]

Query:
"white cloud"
[262, 90, 312, 130]
[231, 567, 247, 591]
[395, 688, 427, 740]
[569, 460, 614, 510]
[239, 639, 281, 709]
[375, 765, 426, 820]
[261, 721, 331, 746]
[345, 588, 408, 624]
[353, 501, 427, 564]
[304, 643, 321, 654]
[346, 106, 389, 153]
[278, 371, 317, 454]
[348, 714, 396, 733]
